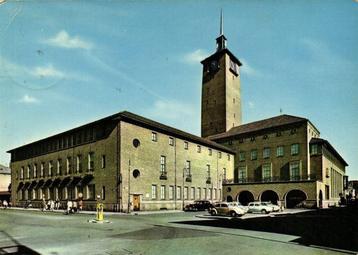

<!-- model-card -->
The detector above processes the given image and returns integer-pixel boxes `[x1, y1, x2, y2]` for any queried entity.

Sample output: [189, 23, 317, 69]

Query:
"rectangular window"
[63, 187, 68, 200]
[169, 186, 174, 200]
[160, 156, 166, 175]
[203, 188, 207, 199]
[33, 164, 37, 178]
[276, 146, 284, 157]
[251, 149, 258, 160]
[197, 187, 201, 200]
[86, 184, 95, 200]
[27, 165, 31, 179]
[263, 147, 270, 159]
[184, 141, 188, 150]
[207, 164, 211, 177]
[169, 137, 174, 146]
[239, 151, 245, 161]
[197, 145, 201, 153]
[223, 168, 227, 181]
[66, 157, 71, 174]
[290, 161, 300, 180]
[101, 155, 106, 169]
[88, 152, 94, 171]
[101, 186, 106, 200]
[49, 161, 53, 177]
[40, 163, 44, 177]
[176, 186, 181, 199]
[151, 185, 157, 199]
[213, 188, 217, 200]
[76, 155, 82, 173]
[191, 187, 195, 200]
[218, 152, 222, 159]
[262, 163, 272, 181]
[238, 166, 247, 183]
[184, 186, 188, 200]
[208, 149, 212, 156]
[20, 167, 24, 179]
[291, 144, 299, 155]
[151, 132, 157, 142]
[310, 144, 318, 155]
[209, 188, 212, 200]
[185, 160, 191, 176]
[227, 154, 230, 161]
[160, 185, 166, 200]
[57, 159, 62, 175]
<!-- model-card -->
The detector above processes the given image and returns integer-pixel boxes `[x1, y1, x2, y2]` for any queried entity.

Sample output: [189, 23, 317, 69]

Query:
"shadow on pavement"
[0, 231, 41, 255]
[173, 207, 358, 252]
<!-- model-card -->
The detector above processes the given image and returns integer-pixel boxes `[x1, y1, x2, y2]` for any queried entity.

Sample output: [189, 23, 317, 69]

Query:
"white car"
[263, 202, 280, 212]
[210, 202, 246, 217]
[248, 202, 274, 214]
[227, 202, 249, 213]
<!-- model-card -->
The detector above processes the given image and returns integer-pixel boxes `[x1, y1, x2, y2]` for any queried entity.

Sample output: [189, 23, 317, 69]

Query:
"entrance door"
[133, 195, 140, 211]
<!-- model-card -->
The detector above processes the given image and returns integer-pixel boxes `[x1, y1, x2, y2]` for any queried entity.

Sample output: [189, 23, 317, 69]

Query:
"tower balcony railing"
[206, 177, 211, 184]
[185, 174, 192, 182]
[236, 174, 317, 184]
[160, 171, 167, 180]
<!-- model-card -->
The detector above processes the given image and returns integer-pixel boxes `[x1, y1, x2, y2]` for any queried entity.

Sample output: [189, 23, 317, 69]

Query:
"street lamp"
[182, 167, 186, 210]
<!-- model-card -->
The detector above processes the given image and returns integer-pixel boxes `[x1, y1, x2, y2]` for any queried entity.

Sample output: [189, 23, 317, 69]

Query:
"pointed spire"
[220, 8, 224, 36]
[216, 9, 227, 51]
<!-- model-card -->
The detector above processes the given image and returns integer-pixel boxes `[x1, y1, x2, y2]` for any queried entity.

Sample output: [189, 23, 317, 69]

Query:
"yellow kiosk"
[89, 195, 110, 224]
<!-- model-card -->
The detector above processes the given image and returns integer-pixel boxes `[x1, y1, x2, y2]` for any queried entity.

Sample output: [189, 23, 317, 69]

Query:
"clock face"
[210, 60, 218, 72]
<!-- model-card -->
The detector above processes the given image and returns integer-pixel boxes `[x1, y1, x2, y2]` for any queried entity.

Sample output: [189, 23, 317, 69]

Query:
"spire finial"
[220, 9, 224, 36]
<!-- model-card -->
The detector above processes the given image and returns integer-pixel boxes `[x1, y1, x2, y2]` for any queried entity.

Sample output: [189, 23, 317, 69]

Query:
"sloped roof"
[208, 114, 315, 140]
[310, 138, 348, 166]
[0, 164, 11, 174]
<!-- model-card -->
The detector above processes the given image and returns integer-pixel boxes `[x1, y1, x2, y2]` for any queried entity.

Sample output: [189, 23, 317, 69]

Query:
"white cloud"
[31, 64, 65, 78]
[19, 94, 39, 104]
[248, 101, 255, 109]
[44, 30, 93, 50]
[182, 49, 208, 64]
[240, 58, 260, 77]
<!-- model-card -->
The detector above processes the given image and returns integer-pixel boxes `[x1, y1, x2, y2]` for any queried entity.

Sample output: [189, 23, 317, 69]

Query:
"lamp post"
[182, 167, 185, 210]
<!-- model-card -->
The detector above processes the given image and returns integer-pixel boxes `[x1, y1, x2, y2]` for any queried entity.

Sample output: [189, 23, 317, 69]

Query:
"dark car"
[184, 200, 213, 211]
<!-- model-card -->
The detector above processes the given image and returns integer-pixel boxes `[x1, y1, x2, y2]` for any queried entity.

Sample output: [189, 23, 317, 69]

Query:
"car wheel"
[210, 210, 217, 216]
[230, 211, 237, 217]
[261, 209, 267, 214]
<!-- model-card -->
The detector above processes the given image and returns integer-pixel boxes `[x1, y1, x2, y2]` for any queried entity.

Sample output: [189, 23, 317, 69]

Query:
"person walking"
[3, 200, 8, 209]
[55, 198, 59, 210]
[66, 200, 72, 214]
[41, 195, 46, 212]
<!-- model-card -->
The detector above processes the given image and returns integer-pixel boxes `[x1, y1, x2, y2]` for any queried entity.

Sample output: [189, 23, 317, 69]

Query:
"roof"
[7, 111, 234, 155]
[208, 114, 317, 140]
[0, 164, 11, 174]
[201, 48, 242, 66]
[310, 138, 348, 166]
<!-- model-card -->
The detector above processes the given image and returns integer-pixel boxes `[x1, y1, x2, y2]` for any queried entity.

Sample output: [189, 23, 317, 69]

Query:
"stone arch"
[285, 189, 307, 208]
[237, 190, 254, 206]
[260, 190, 279, 205]
[226, 195, 233, 202]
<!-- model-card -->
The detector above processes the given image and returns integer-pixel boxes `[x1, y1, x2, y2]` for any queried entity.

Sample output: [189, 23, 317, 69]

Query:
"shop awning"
[67, 176, 82, 187]
[28, 181, 37, 190]
[34, 179, 45, 189]
[78, 174, 93, 186]
[22, 182, 30, 190]
[17, 182, 24, 191]
[42, 179, 53, 188]
[59, 177, 71, 187]
[50, 178, 61, 188]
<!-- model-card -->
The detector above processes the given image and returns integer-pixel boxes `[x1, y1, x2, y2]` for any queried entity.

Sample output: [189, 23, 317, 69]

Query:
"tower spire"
[216, 9, 227, 51]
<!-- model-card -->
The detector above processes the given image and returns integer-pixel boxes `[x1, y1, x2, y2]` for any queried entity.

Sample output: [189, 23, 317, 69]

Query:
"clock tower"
[201, 11, 242, 138]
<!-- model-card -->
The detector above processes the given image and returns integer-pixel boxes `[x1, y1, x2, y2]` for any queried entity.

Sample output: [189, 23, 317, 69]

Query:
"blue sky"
[0, 1, 357, 179]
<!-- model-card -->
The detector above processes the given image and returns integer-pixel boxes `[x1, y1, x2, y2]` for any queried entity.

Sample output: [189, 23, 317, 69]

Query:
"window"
[86, 184, 95, 200]
[239, 151, 245, 161]
[169, 186, 174, 200]
[63, 187, 68, 200]
[76, 155, 82, 173]
[209, 188, 212, 200]
[48, 161, 53, 177]
[88, 152, 94, 171]
[290, 161, 300, 180]
[40, 163, 44, 177]
[184, 187, 188, 200]
[223, 168, 227, 181]
[263, 147, 270, 159]
[160, 156, 166, 175]
[20, 167, 24, 180]
[310, 144, 318, 155]
[160, 185, 166, 200]
[185, 160, 191, 176]
[218, 152, 222, 158]
[176, 186, 181, 199]
[184, 141, 188, 150]
[238, 166, 247, 183]
[213, 188, 217, 200]
[276, 146, 284, 157]
[151, 185, 157, 199]
[101, 155, 106, 168]
[197, 187, 201, 199]
[262, 163, 272, 181]
[203, 188, 207, 199]
[169, 137, 174, 146]
[207, 164, 211, 177]
[27, 165, 30, 179]
[66, 157, 71, 174]
[33, 164, 37, 178]
[191, 187, 195, 200]
[251, 149, 258, 160]
[57, 159, 62, 175]
[291, 144, 299, 155]
[151, 132, 157, 142]
[197, 145, 201, 153]
[227, 154, 230, 161]
[101, 186, 106, 200]
[208, 148, 212, 156]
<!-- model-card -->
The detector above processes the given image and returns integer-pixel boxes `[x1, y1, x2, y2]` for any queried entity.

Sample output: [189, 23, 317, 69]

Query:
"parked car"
[247, 202, 274, 214]
[184, 200, 213, 211]
[227, 202, 249, 213]
[263, 202, 280, 212]
[209, 202, 246, 217]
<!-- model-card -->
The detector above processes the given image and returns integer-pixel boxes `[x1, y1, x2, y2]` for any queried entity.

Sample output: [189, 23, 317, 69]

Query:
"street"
[0, 208, 356, 255]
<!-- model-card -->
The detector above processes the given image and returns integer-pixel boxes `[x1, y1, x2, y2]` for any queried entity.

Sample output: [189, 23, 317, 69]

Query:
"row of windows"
[238, 144, 300, 161]
[150, 132, 231, 160]
[151, 185, 221, 201]
[227, 129, 299, 145]
[19, 153, 105, 180]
